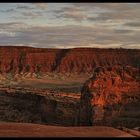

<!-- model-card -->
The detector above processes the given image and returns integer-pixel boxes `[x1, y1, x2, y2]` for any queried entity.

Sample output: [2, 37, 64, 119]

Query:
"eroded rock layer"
[79, 65, 140, 128]
[0, 46, 140, 75]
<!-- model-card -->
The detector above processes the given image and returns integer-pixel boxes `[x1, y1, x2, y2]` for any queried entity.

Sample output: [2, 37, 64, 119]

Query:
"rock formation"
[0, 46, 140, 128]
[0, 86, 79, 126]
[0, 65, 140, 127]
[79, 65, 140, 128]
[0, 46, 139, 76]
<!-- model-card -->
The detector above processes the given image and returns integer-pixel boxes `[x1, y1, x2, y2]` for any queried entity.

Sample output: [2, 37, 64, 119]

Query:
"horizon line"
[0, 45, 139, 50]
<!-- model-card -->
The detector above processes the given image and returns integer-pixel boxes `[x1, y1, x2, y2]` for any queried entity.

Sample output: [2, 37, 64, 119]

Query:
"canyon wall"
[79, 65, 140, 128]
[0, 65, 140, 128]
[0, 46, 140, 128]
[0, 46, 140, 75]
[0, 87, 79, 126]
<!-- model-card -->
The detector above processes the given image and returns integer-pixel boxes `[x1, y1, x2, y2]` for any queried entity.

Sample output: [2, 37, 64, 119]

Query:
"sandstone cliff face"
[0, 46, 140, 75]
[79, 65, 140, 128]
[0, 46, 61, 74]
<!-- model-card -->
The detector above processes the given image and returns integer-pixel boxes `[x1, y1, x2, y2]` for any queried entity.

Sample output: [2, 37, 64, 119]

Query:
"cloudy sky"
[0, 3, 140, 49]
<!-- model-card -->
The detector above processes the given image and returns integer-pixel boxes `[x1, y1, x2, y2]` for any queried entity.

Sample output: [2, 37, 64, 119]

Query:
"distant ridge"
[0, 46, 139, 74]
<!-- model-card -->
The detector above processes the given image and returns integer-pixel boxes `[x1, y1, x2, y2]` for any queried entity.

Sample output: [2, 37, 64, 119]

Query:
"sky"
[0, 3, 140, 49]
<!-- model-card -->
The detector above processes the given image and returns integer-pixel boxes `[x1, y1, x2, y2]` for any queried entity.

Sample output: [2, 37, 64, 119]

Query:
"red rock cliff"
[79, 65, 140, 128]
[0, 46, 139, 74]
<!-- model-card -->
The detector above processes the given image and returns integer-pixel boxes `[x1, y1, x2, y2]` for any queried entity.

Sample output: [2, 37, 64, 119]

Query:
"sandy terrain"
[18, 79, 82, 91]
[0, 122, 136, 137]
[0, 74, 90, 93]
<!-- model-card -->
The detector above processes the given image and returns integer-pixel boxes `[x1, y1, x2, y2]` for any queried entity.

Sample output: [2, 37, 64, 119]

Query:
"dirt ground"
[0, 73, 91, 94]
[0, 122, 136, 137]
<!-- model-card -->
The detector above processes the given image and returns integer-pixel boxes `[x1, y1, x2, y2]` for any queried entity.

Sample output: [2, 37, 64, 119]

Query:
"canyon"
[0, 46, 139, 136]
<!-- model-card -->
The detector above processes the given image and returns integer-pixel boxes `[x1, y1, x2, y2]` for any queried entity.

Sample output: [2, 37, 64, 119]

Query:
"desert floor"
[0, 122, 137, 137]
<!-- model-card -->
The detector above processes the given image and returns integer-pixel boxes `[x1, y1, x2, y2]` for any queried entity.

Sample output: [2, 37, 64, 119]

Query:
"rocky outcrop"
[79, 65, 140, 128]
[0, 86, 79, 126]
[0, 46, 140, 75]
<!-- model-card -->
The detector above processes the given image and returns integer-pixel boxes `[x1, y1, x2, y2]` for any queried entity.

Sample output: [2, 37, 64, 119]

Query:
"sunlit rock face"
[79, 65, 140, 128]
[0, 46, 140, 76]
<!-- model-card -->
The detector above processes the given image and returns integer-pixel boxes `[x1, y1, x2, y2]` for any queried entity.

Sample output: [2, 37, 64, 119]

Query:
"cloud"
[0, 22, 139, 49]
[0, 8, 15, 13]
[0, 31, 16, 37]
[53, 7, 87, 21]
[21, 11, 40, 18]
[50, 3, 140, 30]
[16, 5, 35, 10]
[0, 3, 140, 49]
[35, 3, 47, 9]
[14, 4, 45, 19]
[70, 3, 140, 23]
[113, 29, 133, 34]
[64, 10, 86, 20]
[0, 22, 27, 30]
[0, 22, 25, 29]
[124, 21, 140, 27]
[71, 3, 139, 12]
